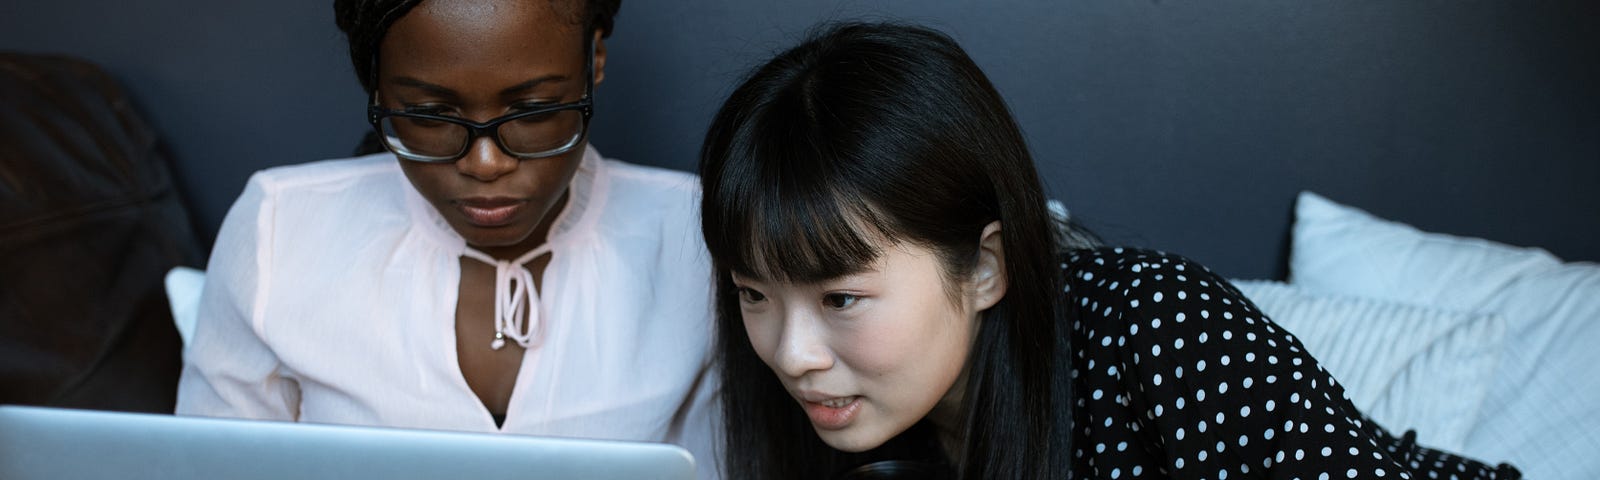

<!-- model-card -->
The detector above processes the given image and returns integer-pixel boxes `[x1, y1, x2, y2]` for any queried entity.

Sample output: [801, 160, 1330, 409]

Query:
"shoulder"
[204, 154, 412, 330]
[570, 154, 709, 283]
[234, 153, 409, 223]
[1063, 247, 1233, 300]
[245, 153, 401, 197]
[600, 157, 701, 204]
[603, 157, 698, 186]
[220, 153, 412, 257]
[1062, 247, 1261, 340]
[591, 156, 702, 234]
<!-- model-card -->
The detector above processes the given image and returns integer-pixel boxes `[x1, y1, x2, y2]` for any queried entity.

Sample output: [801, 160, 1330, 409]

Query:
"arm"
[656, 176, 723, 480]
[175, 175, 299, 420]
[666, 361, 724, 480]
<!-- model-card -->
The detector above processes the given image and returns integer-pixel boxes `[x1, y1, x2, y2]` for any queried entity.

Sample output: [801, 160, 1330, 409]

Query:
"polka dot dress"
[1063, 248, 1520, 480]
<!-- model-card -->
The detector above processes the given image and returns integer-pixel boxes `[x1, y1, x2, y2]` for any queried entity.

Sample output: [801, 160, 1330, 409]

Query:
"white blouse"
[176, 147, 720, 478]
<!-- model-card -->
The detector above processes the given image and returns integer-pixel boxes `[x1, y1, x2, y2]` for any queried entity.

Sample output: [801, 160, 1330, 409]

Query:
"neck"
[930, 408, 963, 462]
[930, 310, 985, 461]
[929, 373, 969, 461]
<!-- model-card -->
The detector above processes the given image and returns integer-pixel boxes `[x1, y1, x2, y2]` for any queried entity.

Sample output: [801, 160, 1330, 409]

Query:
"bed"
[1224, 191, 1599, 478]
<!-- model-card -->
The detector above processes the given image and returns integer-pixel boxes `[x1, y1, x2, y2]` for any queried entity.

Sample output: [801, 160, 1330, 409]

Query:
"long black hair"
[332, 0, 621, 154]
[700, 22, 1085, 480]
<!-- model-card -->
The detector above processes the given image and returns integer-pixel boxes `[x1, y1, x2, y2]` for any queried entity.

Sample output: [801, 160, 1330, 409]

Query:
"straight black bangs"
[702, 95, 898, 284]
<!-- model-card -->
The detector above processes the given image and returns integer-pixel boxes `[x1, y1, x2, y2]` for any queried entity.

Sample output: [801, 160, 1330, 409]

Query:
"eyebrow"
[732, 261, 878, 286]
[388, 74, 572, 100]
[497, 75, 571, 97]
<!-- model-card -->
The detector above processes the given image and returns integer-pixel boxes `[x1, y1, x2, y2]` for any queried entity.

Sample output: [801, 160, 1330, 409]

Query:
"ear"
[591, 30, 608, 86]
[969, 221, 1008, 312]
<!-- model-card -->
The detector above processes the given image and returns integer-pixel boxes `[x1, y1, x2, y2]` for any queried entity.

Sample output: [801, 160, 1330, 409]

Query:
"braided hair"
[332, 0, 620, 154]
[333, 0, 620, 94]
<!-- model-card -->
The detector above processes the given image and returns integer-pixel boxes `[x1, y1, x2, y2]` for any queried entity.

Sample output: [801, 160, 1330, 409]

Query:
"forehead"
[378, 0, 586, 80]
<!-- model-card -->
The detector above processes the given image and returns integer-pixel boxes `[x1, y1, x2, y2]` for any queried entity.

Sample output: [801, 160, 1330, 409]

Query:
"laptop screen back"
[0, 405, 696, 480]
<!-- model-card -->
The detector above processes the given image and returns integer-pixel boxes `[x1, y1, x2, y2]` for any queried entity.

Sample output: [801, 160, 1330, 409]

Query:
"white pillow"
[1232, 280, 1503, 452]
[1289, 191, 1600, 479]
[1289, 191, 1563, 308]
[164, 266, 205, 347]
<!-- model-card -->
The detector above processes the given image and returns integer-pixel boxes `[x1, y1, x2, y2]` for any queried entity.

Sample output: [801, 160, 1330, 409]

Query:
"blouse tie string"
[462, 243, 554, 350]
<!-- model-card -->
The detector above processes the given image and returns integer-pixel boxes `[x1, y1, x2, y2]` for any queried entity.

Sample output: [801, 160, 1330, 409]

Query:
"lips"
[455, 197, 526, 227]
[801, 395, 863, 430]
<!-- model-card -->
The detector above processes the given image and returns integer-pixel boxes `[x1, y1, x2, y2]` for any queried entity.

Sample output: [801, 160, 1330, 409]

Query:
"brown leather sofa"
[0, 52, 203, 413]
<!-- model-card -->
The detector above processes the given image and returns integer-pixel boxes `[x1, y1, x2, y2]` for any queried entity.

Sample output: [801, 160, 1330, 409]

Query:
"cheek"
[520, 138, 588, 175]
[741, 312, 782, 367]
[523, 151, 584, 186]
[832, 322, 912, 375]
[398, 162, 453, 200]
[845, 301, 971, 378]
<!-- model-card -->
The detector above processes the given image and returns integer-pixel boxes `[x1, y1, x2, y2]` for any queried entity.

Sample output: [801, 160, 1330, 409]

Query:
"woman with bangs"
[698, 22, 1520, 480]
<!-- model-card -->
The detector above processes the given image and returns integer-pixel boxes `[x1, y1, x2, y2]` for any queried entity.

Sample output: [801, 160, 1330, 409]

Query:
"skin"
[375, 0, 607, 421]
[732, 222, 1008, 453]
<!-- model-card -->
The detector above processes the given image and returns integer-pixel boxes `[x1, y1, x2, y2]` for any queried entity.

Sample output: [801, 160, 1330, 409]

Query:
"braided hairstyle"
[333, 0, 620, 155]
[333, 0, 621, 94]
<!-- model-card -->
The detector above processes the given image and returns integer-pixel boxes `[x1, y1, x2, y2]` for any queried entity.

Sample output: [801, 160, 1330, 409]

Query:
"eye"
[512, 100, 559, 111]
[822, 293, 860, 310]
[509, 111, 558, 125]
[402, 104, 456, 116]
[737, 287, 767, 304]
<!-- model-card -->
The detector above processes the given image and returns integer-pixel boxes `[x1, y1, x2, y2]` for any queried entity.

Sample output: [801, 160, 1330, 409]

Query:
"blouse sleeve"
[1068, 249, 1516, 480]
[175, 174, 300, 420]
[665, 362, 724, 480]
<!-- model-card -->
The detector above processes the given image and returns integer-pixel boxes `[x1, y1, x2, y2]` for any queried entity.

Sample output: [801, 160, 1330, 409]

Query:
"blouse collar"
[402, 144, 610, 350]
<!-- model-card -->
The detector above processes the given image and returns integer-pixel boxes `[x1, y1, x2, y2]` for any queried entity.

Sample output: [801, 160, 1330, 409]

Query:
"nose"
[455, 135, 518, 182]
[772, 311, 834, 379]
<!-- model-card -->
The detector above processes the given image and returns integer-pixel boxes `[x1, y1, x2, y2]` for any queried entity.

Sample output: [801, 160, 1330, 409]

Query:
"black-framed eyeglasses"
[365, 40, 596, 164]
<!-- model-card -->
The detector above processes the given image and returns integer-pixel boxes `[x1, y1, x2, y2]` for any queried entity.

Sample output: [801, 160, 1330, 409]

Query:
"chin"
[452, 222, 536, 249]
[465, 231, 532, 249]
[814, 425, 892, 453]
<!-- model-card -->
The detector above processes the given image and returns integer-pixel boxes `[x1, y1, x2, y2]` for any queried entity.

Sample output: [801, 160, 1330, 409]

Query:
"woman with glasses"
[700, 22, 1520, 479]
[176, 1, 719, 475]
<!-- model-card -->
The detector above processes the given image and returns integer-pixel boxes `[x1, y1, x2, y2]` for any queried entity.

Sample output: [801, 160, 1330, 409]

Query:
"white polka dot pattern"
[1064, 248, 1520, 479]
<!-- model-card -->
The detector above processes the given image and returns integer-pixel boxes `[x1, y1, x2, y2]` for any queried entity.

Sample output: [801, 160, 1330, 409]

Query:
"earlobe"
[971, 221, 1008, 311]
[592, 31, 607, 86]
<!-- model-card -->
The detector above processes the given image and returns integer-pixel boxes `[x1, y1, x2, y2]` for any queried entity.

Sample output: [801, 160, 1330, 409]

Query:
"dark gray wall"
[5, 0, 1596, 279]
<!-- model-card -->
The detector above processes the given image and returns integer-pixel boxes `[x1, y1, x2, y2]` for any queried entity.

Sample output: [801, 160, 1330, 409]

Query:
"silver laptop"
[0, 405, 695, 480]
